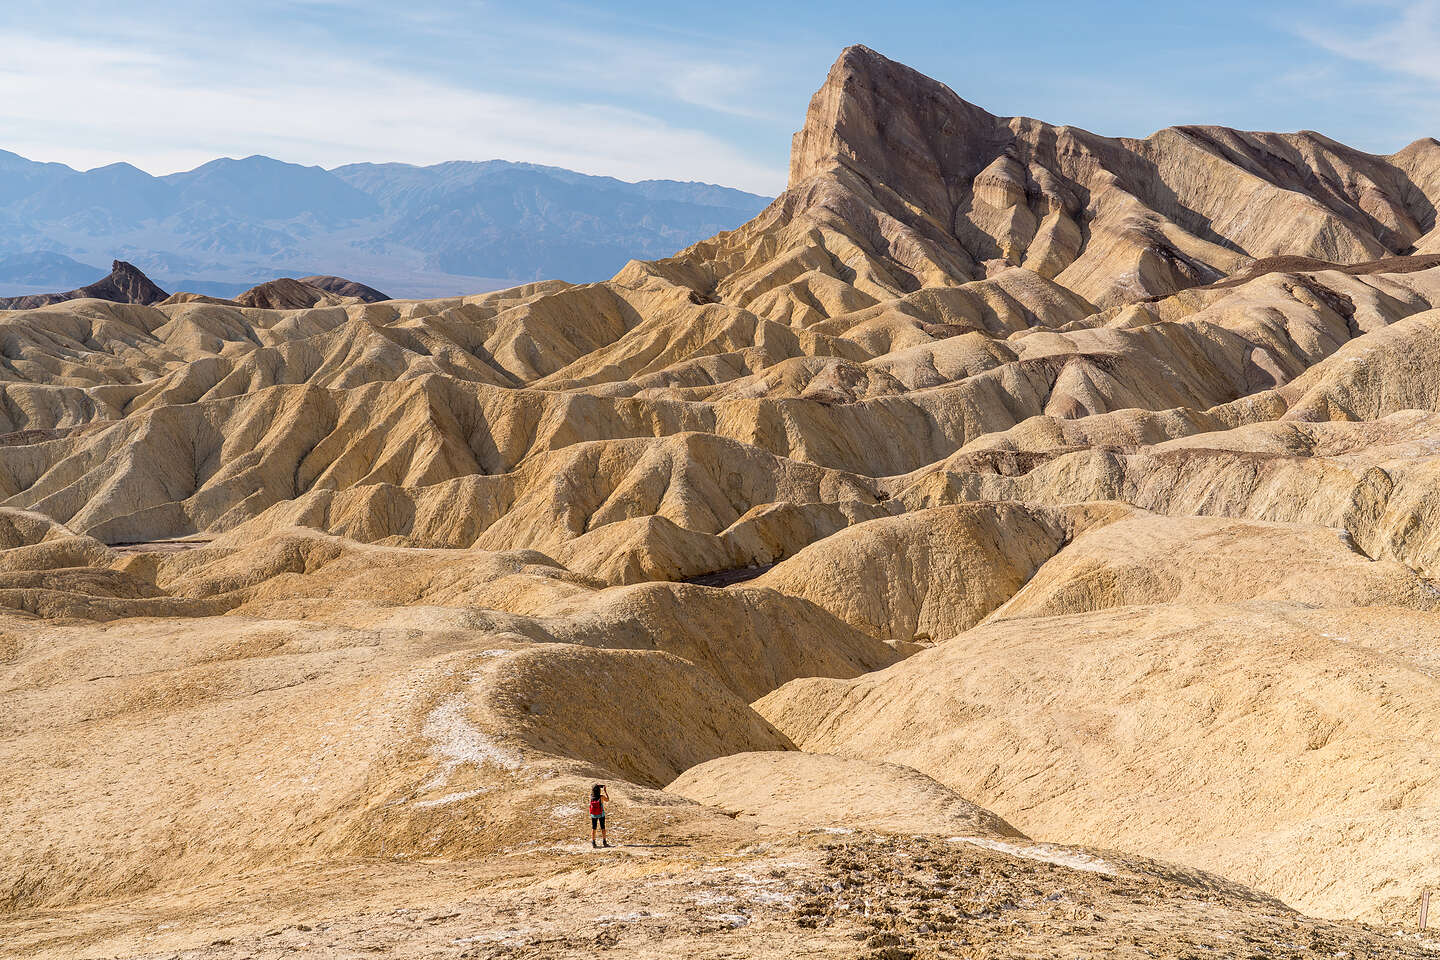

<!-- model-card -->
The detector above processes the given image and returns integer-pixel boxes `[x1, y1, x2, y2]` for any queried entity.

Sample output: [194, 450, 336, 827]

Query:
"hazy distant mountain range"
[0, 152, 772, 298]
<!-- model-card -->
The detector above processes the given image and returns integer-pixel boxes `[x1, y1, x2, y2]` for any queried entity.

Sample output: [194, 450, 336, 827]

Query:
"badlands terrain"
[4, 44, 1440, 958]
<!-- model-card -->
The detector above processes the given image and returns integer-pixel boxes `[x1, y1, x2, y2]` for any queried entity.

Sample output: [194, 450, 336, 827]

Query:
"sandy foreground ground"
[6, 828, 1437, 960]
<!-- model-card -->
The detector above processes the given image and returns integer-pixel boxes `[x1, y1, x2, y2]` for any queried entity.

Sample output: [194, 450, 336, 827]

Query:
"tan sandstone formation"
[668, 750, 1027, 838]
[3, 44, 1440, 959]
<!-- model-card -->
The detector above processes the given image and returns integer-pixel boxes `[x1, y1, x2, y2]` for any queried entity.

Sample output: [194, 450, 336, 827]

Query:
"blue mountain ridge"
[0, 152, 773, 298]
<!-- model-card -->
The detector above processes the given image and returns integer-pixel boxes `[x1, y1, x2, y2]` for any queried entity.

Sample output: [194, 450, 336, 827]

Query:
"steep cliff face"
[777, 45, 1440, 307]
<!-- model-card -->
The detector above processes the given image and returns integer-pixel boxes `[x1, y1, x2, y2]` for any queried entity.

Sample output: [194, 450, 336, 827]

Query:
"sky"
[1, 0, 1438, 195]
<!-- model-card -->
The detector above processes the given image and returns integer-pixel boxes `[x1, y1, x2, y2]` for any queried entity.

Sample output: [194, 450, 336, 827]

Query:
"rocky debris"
[23, 834, 1430, 959]
[792, 835, 1434, 959]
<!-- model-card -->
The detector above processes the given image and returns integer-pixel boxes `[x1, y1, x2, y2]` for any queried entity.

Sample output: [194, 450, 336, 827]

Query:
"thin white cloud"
[1297, 0, 1440, 83]
[494, 22, 793, 122]
[1277, 0, 1440, 150]
[668, 62, 779, 120]
[0, 29, 787, 194]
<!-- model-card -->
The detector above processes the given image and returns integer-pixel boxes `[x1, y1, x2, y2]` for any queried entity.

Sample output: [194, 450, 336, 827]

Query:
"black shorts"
[591, 814, 605, 829]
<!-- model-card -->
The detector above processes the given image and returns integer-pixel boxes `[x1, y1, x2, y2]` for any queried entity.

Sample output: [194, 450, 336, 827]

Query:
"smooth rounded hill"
[232, 276, 356, 308]
[298, 275, 391, 302]
[668, 750, 1027, 838]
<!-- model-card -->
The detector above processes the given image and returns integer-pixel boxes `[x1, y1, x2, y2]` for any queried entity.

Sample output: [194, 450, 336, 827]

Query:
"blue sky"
[1, 0, 1437, 194]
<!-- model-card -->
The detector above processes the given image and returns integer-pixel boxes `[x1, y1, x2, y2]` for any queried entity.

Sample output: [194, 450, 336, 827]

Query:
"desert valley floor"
[5, 45, 1440, 959]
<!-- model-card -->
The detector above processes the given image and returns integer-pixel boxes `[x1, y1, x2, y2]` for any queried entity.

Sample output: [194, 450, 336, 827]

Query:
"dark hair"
[591, 784, 603, 801]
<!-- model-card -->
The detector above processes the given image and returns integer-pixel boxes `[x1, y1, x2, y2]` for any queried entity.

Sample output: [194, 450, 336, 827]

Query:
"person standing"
[589, 784, 609, 848]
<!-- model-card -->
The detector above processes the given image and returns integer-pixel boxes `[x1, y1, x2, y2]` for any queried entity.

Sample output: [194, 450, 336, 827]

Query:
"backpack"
[589, 798, 603, 816]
